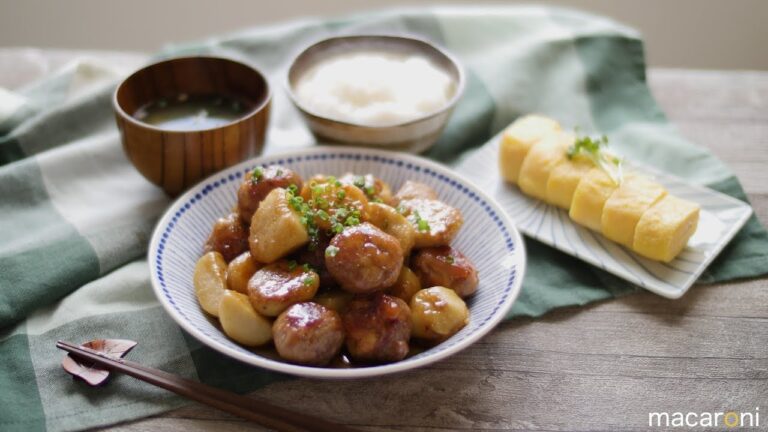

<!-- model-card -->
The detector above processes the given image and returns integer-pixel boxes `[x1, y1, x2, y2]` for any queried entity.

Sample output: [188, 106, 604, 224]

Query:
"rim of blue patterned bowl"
[148, 146, 526, 379]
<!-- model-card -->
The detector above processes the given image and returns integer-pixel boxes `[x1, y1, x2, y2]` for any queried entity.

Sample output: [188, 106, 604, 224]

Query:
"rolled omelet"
[545, 153, 593, 209]
[497, 114, 699, 262]
[518, 132, 571, 201]
[633, 195, 700, 262]
[569, 168, 618, 232]
[601, 175, 667, 246]
[498, 115, 561, 183]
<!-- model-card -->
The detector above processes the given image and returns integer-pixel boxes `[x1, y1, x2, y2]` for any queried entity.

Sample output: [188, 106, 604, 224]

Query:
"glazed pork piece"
[295, 233, 337, 289]
[273, 302, 345, 366]
[412, 246, 478, 298]
[237, 166, 303, 224]
[203, 213, 249, 262]
[325, 223, 404, 294]
[342, 294, 412, 362]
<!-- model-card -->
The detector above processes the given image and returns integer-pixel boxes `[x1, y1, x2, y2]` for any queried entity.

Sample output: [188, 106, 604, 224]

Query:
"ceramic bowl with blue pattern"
[149, 146, 525, 378]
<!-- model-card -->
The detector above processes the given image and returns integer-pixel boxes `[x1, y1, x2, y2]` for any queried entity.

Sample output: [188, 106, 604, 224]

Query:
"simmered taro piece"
[273, 302, 345, 366]
[247, 260, 320, 317]
[394, 180, 438, 202]
[249, 188, 310, 263]
[339, 173, 395, 205]
[325, 223, 403, 294]
[412, 246, 478, 298]
[398, 199, 463, 248]
[410, 287, 469, 341]
[299, 175, 369, 232]
[237, 165, 303, 224]
[387, 266, 422, 303]
[204, 213, 249, 262]
[226, 251, 262, 294]
[342, 294, 412, 363]
[364, 202, 415, 257]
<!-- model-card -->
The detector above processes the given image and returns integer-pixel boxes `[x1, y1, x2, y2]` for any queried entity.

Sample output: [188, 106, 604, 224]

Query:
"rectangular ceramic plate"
[456, 133, 753, 299]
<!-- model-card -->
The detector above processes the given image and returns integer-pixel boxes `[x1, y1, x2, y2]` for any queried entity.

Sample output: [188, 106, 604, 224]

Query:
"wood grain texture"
[94, 67, 768, 432]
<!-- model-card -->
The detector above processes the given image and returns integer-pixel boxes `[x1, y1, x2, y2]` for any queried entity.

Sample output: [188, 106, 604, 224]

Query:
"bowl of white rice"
[286, 35, 465, 153]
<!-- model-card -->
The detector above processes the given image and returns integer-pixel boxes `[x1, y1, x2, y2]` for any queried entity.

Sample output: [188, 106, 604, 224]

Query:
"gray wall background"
[1, 0, 766, 70]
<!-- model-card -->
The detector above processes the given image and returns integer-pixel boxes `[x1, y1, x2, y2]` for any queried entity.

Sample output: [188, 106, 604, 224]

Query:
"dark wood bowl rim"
[113, 55, 272, 134]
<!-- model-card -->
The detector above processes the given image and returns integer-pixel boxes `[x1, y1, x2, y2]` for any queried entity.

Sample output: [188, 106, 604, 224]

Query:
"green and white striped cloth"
[1, 7, 767, 431]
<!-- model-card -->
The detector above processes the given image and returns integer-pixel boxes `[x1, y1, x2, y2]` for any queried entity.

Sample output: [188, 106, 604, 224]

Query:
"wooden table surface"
[3, 50, 766, 432]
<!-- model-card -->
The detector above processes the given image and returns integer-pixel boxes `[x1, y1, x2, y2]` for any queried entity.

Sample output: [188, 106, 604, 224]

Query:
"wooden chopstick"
[56, 340, 360, 432]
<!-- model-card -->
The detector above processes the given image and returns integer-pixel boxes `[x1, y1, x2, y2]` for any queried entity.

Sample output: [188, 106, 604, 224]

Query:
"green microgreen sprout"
[567, 132, 623, 185]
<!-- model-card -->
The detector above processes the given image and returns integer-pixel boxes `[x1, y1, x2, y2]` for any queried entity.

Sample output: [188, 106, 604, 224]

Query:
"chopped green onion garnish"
[251, 166, 263, 182]
[325, 245, 340, 257]
[412, 210, 430, 232]
[303, 275, 315, 286]
[287, 260, 297, 271]
[418, 219, 430, 232]
[312, 184, 326, 196]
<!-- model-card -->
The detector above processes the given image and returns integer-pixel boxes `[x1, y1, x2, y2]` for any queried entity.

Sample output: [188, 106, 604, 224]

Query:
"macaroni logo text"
[649, 408, 760, 428]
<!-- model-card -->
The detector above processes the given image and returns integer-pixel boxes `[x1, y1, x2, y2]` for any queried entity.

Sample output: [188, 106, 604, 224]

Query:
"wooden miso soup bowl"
[113, 56, 271, 196]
